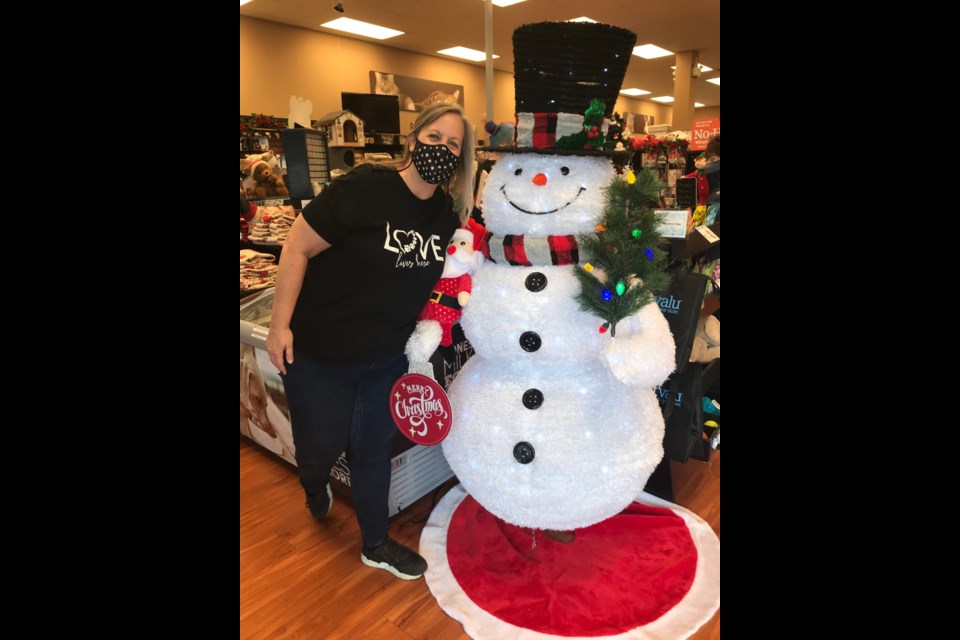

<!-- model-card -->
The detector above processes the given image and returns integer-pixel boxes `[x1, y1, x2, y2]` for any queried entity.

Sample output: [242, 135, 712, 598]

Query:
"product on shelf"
[240, 249, 278, 293]
[242, 205, 296, 244]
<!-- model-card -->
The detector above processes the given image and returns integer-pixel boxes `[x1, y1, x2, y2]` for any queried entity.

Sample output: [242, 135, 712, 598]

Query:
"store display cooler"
[240, 288, 463, 516]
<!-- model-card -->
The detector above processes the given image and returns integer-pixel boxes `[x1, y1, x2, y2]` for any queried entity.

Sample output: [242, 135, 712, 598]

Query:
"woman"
[266, 102, 475, 580]
[703, 134, 720, 205]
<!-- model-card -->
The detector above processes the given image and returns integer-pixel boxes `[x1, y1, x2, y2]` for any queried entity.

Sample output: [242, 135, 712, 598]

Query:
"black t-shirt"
[291, 164, 459, 364]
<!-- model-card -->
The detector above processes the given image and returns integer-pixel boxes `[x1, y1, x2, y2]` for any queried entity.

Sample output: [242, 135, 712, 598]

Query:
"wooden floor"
[240, 436, 720, 639]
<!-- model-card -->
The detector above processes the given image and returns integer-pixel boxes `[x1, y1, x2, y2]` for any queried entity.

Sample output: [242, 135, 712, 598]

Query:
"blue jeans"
[281, 351, 407, 548]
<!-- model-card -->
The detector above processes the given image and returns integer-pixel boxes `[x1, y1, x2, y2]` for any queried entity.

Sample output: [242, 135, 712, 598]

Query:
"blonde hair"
[386, 102, 475, 224]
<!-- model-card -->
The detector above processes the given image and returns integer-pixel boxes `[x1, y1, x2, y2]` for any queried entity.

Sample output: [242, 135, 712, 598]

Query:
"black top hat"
[480, 21, 637, 157]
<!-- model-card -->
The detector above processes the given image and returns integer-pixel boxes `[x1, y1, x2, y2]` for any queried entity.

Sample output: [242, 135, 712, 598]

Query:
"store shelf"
[702, 358, 720, 393]
[241, 126, 285, 157]
[667, 222, 720, 260]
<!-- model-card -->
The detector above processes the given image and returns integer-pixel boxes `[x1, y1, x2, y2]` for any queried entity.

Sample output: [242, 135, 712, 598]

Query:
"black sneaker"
[305, 484, 333, 521]
[360, 537, 427, 580]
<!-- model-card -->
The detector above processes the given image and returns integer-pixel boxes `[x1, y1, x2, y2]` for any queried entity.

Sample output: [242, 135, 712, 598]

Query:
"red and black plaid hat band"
[481, 232, 580, 267]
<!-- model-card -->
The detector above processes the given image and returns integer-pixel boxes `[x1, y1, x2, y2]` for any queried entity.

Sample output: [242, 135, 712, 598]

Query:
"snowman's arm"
[405, 320, 442, 380]
[601, 301, 676, 387]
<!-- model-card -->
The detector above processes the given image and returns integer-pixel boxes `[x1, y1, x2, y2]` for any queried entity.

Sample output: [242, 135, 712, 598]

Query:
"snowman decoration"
[442, 22, 676, 540]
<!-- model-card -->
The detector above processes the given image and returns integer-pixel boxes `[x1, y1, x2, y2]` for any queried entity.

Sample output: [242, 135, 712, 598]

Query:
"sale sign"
[389, 373, 453, 446]
[690, 118, 720, 151]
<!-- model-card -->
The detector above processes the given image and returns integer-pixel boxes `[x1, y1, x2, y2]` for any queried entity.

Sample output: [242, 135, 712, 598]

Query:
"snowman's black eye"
[514, 168, 523, 176]
[561, 166, 570, 175]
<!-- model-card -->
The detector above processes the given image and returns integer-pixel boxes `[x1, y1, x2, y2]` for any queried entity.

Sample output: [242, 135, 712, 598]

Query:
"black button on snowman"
[522, 388, 544, 409]
[525, 272, 548, 292]
[519, 331, 542, 352]
[513, 442, 535, 464]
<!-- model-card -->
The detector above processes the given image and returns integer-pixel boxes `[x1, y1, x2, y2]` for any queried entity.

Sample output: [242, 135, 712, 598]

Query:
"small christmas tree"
[574, 167, 669, 336]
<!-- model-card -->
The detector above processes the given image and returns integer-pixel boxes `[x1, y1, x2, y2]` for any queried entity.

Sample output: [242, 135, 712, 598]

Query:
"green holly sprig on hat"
[556, 99, 617, 151]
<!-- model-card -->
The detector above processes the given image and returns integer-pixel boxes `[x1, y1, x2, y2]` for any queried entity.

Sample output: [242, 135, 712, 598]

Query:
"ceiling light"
[651, 96, 674, 103]
[633, 44, 674, 59]
[620, 88, 651, 96]
[240, 0, 255, 5]
[437, 46, 499, 62]
[568, 17, 597, 22]
[320, 17, 403, 40]
[695, 102, 705, 108]
[706, 77, 720, 86]
[490, 0, 527, 6]
[671, 64, 714, 73]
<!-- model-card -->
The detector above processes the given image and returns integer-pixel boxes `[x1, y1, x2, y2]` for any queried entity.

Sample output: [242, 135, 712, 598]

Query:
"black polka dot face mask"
[411, 140, 459, 185]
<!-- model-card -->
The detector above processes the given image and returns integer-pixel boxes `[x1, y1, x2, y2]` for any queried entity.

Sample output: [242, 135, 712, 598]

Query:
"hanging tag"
[389, 373, 453, 445]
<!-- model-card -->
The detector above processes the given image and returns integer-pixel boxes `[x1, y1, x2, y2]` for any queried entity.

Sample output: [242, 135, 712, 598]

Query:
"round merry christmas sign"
[389, 373, 453, 446]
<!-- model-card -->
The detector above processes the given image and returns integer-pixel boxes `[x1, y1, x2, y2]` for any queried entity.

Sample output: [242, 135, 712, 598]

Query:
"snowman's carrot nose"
[532, 173, 547, 186]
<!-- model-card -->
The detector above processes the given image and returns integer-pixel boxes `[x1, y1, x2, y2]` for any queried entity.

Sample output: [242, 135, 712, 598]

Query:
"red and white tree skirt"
[421, 484, 720, 639]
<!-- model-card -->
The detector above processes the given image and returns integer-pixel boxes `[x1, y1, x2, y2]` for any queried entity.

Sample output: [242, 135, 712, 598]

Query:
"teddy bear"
[245, 160, 289, 199]
[240, 152, 283, 195]
[240, 151, 280, 177]
[689, 314, 720, 363]
[405, 222, 486, 380]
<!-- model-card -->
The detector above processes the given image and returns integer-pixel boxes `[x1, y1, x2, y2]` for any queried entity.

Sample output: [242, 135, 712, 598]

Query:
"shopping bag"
[654, 270, 709, 462]
[656, 364, 704, 463]
[657, 270, 709, 370]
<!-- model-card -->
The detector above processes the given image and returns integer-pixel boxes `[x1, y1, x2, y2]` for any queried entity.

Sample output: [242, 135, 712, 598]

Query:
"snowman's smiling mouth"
[500, 185, 586, 215]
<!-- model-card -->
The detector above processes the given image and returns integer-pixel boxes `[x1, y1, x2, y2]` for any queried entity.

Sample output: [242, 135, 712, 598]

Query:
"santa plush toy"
[441, 21, 676, 543]
[405, 224, 485, 379]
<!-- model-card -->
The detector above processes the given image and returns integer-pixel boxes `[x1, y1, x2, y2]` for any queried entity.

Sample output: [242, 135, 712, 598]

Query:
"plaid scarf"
[482, 232, 580, 267]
